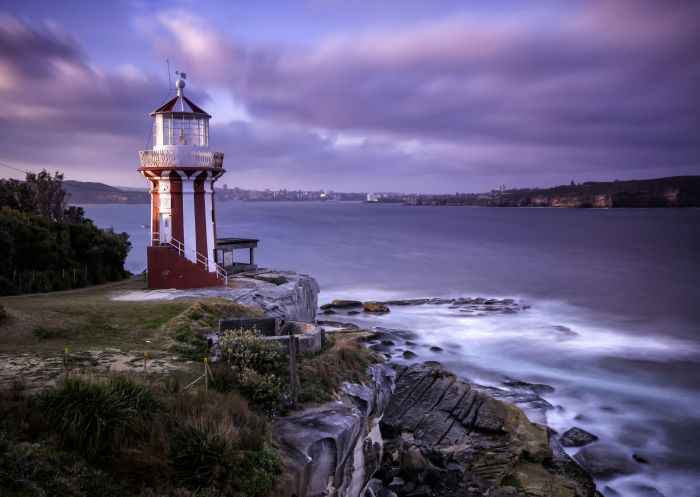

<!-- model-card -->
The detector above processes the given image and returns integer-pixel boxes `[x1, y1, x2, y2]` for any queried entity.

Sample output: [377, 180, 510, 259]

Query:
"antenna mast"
[167, 59, 172, 90]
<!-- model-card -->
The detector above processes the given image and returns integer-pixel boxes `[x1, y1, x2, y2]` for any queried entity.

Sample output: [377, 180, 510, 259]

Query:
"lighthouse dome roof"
[151, 94, 211, 118]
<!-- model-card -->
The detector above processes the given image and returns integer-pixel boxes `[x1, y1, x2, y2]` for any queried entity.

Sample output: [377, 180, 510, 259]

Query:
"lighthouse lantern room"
[138, 74, 227, 289]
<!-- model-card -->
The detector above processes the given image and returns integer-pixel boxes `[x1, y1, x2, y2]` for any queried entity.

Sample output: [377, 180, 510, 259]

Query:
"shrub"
[237, 367, 289, 416]
[231, 447, 283, 497]
[219, 330, 286, 376]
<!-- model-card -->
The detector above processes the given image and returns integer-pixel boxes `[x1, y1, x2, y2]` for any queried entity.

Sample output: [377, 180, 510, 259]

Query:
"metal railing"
[151, 232, 228, 285]
[138, 149, 224, 169]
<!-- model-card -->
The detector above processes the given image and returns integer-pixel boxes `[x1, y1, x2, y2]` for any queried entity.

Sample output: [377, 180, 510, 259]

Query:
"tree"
[25, 170, 69, 222]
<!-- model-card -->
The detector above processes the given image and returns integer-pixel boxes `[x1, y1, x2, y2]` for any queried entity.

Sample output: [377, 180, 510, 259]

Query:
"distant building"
[367, 193, 379, 202]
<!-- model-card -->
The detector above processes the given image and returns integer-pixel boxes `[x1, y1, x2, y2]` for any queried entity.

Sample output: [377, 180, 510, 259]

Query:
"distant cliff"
[411, 176, 700, 208]
[64, 181, 148, 204]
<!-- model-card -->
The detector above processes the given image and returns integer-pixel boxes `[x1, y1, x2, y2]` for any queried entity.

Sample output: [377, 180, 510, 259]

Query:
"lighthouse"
[138, 74, 227, 289]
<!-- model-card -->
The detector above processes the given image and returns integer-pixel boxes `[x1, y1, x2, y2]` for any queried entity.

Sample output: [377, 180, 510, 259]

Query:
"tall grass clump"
[41, 377, 134, 455]
[297, 337, 379, 404]
[166, 390, 282, 496]
[40, 374, 158, 456]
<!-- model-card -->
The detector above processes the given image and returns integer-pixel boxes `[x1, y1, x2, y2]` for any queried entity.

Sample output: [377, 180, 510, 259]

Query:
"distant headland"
[62, 175, 700, 208]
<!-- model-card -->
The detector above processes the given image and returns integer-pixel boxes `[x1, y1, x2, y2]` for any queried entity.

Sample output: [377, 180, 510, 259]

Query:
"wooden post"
[203, 357, 209, 391]
[288, 329, 298, 407]
[63, 347, 69, 380]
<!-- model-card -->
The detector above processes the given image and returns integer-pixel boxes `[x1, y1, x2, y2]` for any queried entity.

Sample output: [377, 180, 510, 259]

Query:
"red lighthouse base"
[146, 246, 221, 289]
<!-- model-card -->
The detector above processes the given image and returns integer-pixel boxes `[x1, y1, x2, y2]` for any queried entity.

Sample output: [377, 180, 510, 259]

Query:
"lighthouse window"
[154, 114, 209, 147]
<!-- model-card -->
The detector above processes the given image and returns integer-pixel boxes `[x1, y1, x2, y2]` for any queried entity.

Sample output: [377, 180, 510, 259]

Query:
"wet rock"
[348, 310, 361, 315]
[630, 485, 665, 497]
[559, 427, 599, 447]
[365, 302, 391, 313]
[405, 340, 417, 346]
[371, 343, 393, 353]
[602, 486, 622, 497]
[381, 339, 396, 346]
[632, 453, 650, 464]
[366, 479, 398, 497]
[574, 443, 639, 480]
[323, 309, 337, 314]
[502, 379, 555, 395]
[403, 350, 417, 359]
[317, 319, 360, 331]
[321, 299, 361, 310]
[373, 364, 597, 497]
[429, 346, 443, 353]
[551, 325, 579, 338]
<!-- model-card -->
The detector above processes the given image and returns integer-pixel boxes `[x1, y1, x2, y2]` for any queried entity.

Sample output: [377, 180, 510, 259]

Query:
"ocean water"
[83, 201, 700, 496]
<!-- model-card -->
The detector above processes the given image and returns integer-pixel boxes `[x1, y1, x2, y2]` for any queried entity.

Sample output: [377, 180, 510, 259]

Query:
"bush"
[231, 447, 283, 497]
[237, 367, 289, 416]
[219, 330, 286, 376]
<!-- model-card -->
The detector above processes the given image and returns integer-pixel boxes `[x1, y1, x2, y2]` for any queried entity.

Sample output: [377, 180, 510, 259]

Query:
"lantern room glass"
[153, 114, 209, 147]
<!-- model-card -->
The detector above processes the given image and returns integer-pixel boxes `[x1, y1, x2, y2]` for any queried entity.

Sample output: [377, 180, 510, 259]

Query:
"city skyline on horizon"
[1, 0, 699, 193]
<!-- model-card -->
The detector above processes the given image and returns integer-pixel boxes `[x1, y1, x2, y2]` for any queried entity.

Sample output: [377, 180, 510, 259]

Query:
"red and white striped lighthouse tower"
[138, 74, 228, 289]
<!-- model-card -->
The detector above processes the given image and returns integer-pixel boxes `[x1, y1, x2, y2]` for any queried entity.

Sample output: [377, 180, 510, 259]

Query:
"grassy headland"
[0, 277, 379, 496]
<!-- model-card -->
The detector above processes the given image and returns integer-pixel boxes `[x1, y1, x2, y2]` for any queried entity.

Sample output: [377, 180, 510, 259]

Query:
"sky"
[0, 0, 698, 193]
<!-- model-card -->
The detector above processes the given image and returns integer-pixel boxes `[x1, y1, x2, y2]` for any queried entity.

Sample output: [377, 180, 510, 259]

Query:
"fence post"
[288, 329, 298, 407]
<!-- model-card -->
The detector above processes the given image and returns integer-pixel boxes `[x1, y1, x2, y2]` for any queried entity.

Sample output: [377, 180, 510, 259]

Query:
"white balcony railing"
[139, 149, 224, 169]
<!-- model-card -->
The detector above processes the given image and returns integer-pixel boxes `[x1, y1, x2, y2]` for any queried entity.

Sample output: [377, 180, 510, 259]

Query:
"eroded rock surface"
[369, 364, 598, 497]
[271, 364, 395, 497]
[236, 271, 320, 322]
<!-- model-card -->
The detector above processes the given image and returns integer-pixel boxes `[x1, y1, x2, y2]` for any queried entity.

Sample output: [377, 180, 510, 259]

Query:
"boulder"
[236, 271, 320, 322]
[321, 299, 364, 310]
[559, 427, 598, 447]
[402, 350, 417, 359]
[364, 302, 391, 313]
[574, 443, 639, 480]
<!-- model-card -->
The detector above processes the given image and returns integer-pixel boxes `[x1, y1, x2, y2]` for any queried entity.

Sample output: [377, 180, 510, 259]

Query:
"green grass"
[0, 276, 192, 353]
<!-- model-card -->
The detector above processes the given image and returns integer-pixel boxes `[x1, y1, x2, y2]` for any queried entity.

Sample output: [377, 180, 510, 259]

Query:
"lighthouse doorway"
[159, 213, 171, 244]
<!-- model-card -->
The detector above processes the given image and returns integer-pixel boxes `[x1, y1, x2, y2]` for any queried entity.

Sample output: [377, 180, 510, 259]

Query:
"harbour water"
[83, 201, 700, 496]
